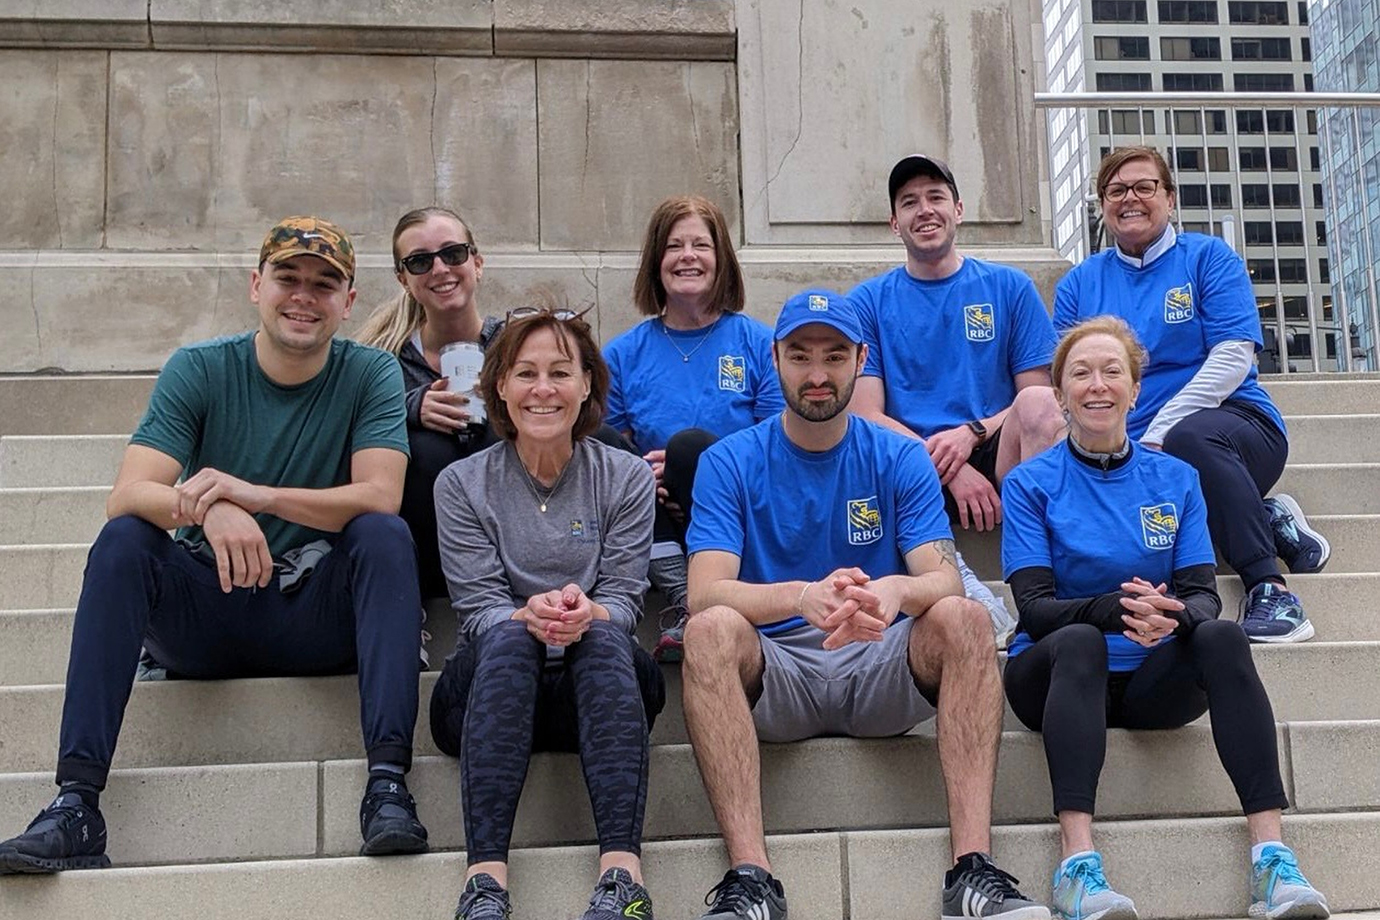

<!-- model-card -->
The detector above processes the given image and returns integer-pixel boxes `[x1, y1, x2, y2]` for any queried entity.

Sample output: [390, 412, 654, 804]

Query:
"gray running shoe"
[957, 550, 1016, 647]
[581, 867, 654, 920]
[454, 873, 511, 920]
[1051, 852, 1137, 920]
[698, 865, 788, 920]
[942, 852, 1050, 919]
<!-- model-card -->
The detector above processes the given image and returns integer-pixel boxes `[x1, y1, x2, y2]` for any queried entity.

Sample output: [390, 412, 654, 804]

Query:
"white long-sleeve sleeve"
[1142, 339, 1255, 446]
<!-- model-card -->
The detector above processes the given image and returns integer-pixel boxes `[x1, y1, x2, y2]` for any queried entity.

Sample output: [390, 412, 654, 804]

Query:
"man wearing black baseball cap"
[849, 154, 1064, 535]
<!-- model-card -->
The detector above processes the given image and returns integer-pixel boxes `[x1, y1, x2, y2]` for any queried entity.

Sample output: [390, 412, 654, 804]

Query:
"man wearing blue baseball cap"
[678, 289, 1047, 920]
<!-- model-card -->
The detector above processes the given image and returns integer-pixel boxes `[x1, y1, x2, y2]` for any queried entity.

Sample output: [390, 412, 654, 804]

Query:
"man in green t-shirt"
[0, 217, 429, 875]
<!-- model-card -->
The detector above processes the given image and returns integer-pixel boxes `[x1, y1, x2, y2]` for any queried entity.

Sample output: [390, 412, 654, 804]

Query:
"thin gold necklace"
[516, 444, 573, 513]
[660, 315, 718, 363]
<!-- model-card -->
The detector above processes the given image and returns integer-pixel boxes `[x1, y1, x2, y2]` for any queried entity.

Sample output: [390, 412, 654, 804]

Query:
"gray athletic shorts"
[751, 618, 937, 743]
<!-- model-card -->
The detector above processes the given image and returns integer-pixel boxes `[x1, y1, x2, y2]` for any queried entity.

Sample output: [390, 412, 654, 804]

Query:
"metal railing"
[1035, 91, 1380, 372]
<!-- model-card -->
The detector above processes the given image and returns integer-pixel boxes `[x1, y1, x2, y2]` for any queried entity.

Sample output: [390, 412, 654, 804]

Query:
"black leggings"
[428, 619, 665, 863]
[1161, 400, 1288, 590]
[1003, 620, 1288, 817]
[652, 427, 719, 546]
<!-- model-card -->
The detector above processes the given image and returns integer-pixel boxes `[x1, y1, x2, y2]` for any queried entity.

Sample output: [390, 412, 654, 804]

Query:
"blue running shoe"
[1240, 582, 1315, 644]
[1249, 844, 1330, 918]
[1051, 852, 1137, 920]
[1265, 495, 1330, 575]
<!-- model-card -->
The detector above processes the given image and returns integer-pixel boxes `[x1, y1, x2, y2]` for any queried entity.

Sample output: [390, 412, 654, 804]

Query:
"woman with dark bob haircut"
[429, 309, 665, 920]
[602, 195, 784, 660]
[1055, 146, 1329, 646]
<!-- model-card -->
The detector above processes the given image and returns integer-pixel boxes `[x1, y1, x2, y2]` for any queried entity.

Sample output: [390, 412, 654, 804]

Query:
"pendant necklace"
[518, 446, 573, 513]
[661, 314, 718, 363]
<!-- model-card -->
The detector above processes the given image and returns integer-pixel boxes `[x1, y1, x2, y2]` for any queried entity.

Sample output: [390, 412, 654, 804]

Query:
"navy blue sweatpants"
[56, 513, 423, 789]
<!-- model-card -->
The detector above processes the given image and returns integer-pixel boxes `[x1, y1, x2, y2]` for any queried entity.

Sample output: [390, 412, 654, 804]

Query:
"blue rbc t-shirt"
[687, 415, 953, 634]
[1001, 442, 1217, 671]
[1053, 232, 1286, 440]
[848, 258, 1057, 439]
[603, 312, 785, 452]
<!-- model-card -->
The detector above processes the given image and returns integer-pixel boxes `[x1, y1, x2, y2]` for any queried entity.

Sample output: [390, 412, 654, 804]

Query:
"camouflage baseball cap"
[258, 216, 356, 280]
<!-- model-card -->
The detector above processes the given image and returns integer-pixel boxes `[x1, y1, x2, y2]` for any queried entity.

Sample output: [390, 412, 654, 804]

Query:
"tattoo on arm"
[935, 539, 958, 572]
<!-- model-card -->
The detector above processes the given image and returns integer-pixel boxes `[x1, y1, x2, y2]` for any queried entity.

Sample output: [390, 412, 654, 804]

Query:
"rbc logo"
[1140, 503, 1179, 550]
[569, 519, 597, 542]
[808, 294, 830, 311]
[964, 304, 995, 342]
[847, 497, 884, 545]
[718, 355, 746, 392]
[1164, 282, 1194, 324]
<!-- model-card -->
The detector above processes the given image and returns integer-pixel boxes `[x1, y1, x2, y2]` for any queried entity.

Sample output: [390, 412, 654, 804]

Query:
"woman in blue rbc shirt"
[1054, 146, 1329, 644]
[601, 195, 784, 660]
[1001, 317, 1328, 920]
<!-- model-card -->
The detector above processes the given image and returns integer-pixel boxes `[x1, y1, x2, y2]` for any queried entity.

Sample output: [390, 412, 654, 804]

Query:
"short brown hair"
[632, 195, 745, 317]
[479, 311, 609, 442]
[1051, 316, 1149, 391]
[1096, 145, 1176, 200]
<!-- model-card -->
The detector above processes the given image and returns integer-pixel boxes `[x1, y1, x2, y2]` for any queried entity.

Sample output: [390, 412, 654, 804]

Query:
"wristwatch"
[966, 420, 989, 444]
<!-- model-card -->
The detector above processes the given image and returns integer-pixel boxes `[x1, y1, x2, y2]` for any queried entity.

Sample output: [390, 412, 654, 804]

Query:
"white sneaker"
[956, 550, 1016, 648]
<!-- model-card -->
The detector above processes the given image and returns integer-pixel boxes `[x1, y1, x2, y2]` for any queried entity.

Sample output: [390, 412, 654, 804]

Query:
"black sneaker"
[698, 865, 788, 920]
[1265, 494, 1331, 574]
[0, 793, 111, 874]
[580, 867, 654, 919]
[359, 776, 429, 856]
[941, 852, 1050, 919]
[455, 873, 511, 920]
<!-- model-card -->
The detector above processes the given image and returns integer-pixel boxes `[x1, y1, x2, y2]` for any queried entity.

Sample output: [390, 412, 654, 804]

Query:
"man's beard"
[784, 377, 855, 423]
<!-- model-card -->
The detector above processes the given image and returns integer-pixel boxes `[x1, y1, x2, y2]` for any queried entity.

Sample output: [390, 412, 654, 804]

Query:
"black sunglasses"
[505, 306, 593, 323]
[397, 243, 473, 275]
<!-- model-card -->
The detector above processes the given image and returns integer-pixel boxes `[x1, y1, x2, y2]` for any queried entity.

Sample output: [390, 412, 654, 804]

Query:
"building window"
[1247, 221, 1306, 244]
[1277, 259, 1308, 283]
[1247, 259, 1277, 281]
[1316, 221, 1326, 245]
[1297, 0, 1308, 23]
[1179, 184, 1209, 207]
[1236, 110, 1297, 134]
[1211, 184, 1232, 207]
[1228, 2, 1290, 24]
[1169, 109, 1228, 134]
[1231, 37, 1293, 60]
[1244, 221, 1275, 244]
[1234, 73, 1296, 92]
[1096, 36, 1152, 59]
[1301, 37, 1311, 61]
[1098, 109, 1156, 134]
[1098, 72, 1154, 91]
[1273, 184, 1301, 207]
[1161, 36, 1222, 60]
[1092, 0, 1148, 22]
[1270, 147, 1298, 170]
[1206, 147, 1231, 171]
[1240, 147, 1269, 170]
[1319, 258, 1329, 283]
[1242, 184, 1272, 207]
[1175, 147, 1205, 170]
[1313, 183, 1324, 207]
[1164, 72, 1224, 91]
[1158, 1, 1219, 22]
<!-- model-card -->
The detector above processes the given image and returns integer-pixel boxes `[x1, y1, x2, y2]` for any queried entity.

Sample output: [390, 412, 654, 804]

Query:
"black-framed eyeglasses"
[505, 306, 593, 323]
[1103, 179, 1163, 202]
[397, 243, 473, 275]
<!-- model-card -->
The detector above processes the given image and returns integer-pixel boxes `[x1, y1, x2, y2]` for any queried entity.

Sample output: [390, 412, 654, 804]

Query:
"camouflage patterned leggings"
[429, 619, 664, 863]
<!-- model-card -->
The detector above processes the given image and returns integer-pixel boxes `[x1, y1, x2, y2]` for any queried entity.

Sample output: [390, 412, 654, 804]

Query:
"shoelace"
[586, 873, 631, 911]
[963, 859, 1024, 901]
[704, 872, 767, 911]
[456, 881, 509, 920]
[1259, 848, 1310, 888]
[1243, 587, 1297, 623]
[657, 605, 689, 632]
[28, 798, 88, 833]
[1065, 856, 1112, 895]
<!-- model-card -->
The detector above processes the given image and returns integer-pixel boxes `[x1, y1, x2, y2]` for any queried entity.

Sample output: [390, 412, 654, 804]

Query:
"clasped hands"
[171, 467, 274, 594]
[801, 567, 902, 651]
[1119, 576, 1183, 647]
[516, 584, 602, 647]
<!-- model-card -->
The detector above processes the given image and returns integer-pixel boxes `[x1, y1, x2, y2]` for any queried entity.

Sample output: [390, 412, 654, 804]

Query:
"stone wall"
[0, 0, 1066, 372]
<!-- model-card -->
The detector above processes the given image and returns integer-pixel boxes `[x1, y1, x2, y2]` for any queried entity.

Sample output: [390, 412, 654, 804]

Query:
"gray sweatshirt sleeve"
[433, 461, 525, 641]
[589, 458, 656, 633]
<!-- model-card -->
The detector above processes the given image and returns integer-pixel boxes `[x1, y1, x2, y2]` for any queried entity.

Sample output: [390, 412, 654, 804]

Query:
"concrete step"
[4, 814, 1379, 920]
[9, 719, 1370, 865]
[4, 414, 1374, 488]
[1264, 377, 1380, 416]
[0, 375, 154, 437]
[4, 505, 1374, 608]
[0, 643, 1371, 775]
[5, 573, 1378, 686]
[1275, 464, 1380, 515]
[0, 434, 126, 488]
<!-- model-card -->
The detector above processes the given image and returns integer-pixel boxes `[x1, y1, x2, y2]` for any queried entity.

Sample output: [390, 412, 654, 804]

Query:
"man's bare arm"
[259, 447, 406, 531]
[106, 444, 187, 528]
[687, 549, 811, 625]
[863, 538, 966, 619]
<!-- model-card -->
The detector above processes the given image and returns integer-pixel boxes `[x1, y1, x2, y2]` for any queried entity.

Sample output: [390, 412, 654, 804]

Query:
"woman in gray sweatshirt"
[429, 308, 663, 920]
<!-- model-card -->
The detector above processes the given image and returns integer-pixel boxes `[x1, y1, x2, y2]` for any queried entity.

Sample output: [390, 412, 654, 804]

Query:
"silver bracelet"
[796, 581, 814, 617]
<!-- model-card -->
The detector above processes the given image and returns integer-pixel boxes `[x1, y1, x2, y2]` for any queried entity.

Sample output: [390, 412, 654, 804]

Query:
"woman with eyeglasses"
[1054, 146, 1328, 645]
[1001, 317, 1328, 920]
[602, 195, 784, 660]
[429, 309, 663, 920]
